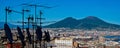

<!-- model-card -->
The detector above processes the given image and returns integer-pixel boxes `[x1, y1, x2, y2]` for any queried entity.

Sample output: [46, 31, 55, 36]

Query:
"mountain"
[45, 16, 120, 31]
[44, 17, 79, 28]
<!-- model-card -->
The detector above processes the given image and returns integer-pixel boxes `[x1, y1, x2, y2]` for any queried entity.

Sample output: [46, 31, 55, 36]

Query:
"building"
[54, 37, 73, 48]
[99, 36, 105, 43]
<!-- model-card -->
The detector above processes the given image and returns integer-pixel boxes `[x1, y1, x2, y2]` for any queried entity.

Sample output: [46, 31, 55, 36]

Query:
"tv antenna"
[5, 6, 30, 30]
[20, 3, 55, 26]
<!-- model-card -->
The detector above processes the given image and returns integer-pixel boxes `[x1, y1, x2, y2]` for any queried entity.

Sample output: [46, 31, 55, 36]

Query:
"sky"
[0, 0, 120, 25]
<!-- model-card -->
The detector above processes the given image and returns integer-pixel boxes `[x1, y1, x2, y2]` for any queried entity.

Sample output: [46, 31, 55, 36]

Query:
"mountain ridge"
[45, 16, 120, 31]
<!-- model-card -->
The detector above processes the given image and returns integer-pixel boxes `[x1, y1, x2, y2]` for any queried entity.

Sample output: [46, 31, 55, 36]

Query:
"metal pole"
[40, 11, 42, 48]
[32, 19, 35, 48]
[35, 5, 37, 26]
[22, 9, 24, 30]
[5, 7, 7, 23]
[40, 11, 42, 27]
[33, 5, 37, 48]
[39, 10, 43, 48]
[28, 17, 30, 28]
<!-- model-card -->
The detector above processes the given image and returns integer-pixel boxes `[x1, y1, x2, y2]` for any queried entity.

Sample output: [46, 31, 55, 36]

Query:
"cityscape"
[0, 0, 120, 48]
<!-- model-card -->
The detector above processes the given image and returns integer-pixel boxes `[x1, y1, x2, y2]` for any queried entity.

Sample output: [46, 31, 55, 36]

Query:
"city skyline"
[0, 0, 120, 25]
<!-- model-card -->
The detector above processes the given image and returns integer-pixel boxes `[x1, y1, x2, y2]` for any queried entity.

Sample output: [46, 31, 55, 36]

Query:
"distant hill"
[44, 16, 120, 31]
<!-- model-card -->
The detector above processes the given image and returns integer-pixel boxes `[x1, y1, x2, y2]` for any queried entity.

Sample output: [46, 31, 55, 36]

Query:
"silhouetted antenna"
[5, 7, 12, 23]
[35, 26, 42, 48]
[5, 7, 8, 23]
[20, 4, 55, 48]
[4, 24, 13, 48]
[26, 28, 32, 44]
[36, 10, 44, 27]
[27, 15, 34, 28]
[5, 7, 30, 30]
[17, 26, 26, 47]
[20, 3, 55, 26]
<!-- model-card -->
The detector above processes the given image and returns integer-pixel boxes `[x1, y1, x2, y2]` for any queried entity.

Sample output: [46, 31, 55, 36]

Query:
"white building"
[54, 37, 73, 48]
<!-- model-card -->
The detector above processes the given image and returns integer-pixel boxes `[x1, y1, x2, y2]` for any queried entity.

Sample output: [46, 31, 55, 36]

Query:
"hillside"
[45, 16, 120, 31]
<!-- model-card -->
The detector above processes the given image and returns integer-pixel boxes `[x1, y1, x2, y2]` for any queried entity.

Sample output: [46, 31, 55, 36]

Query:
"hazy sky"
[0, 0, 120, 25]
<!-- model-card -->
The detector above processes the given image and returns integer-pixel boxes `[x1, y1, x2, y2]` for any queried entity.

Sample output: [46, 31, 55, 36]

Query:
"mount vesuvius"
[45, 16, 120, 31]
